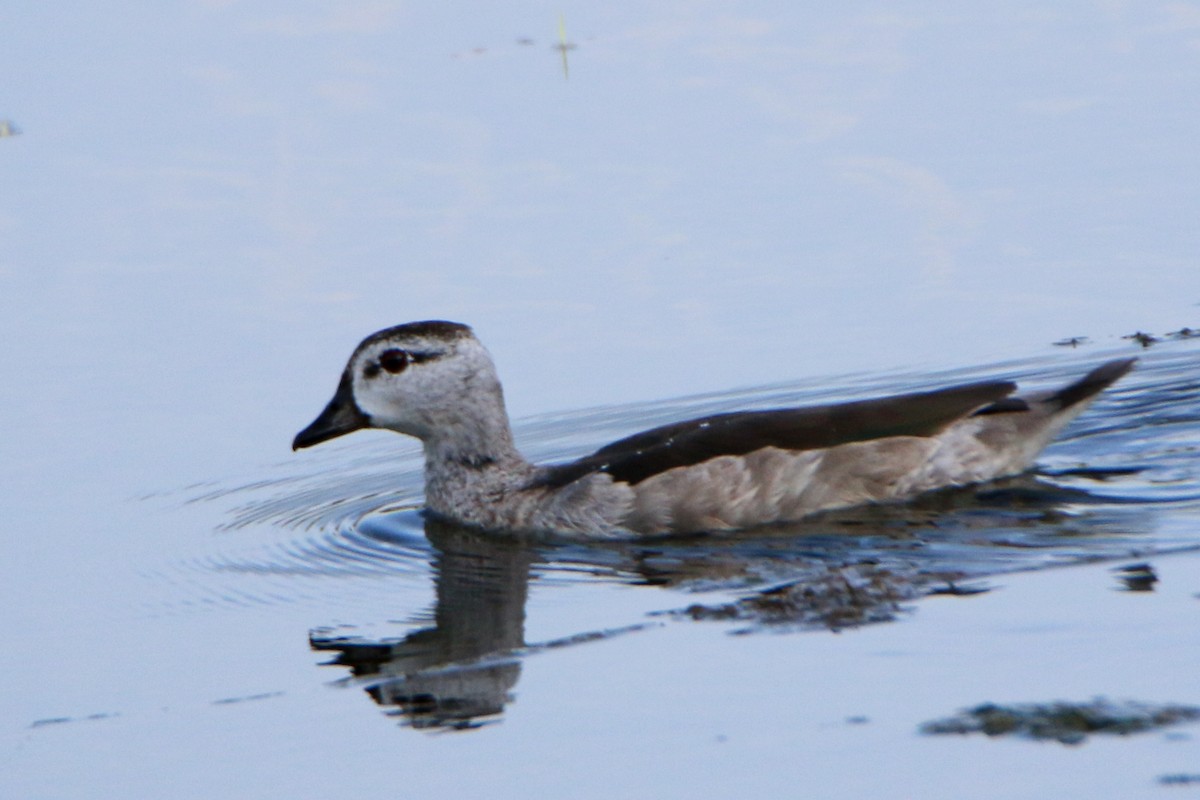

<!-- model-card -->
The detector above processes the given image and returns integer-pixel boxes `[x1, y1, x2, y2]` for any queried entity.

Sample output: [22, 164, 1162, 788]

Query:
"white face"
[293, 321, 511, 452]
[348, 331, 503, 440]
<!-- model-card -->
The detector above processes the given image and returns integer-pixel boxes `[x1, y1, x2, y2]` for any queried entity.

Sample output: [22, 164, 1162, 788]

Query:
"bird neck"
[420, 397, 529, 476]
[421, 423, 535, 526]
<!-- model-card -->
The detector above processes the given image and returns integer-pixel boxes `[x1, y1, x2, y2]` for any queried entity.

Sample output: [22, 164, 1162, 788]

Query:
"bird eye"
[378, 349, 410, 374]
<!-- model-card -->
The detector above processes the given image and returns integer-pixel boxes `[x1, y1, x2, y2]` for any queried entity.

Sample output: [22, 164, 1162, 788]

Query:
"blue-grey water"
[4, 4, 1200, 798]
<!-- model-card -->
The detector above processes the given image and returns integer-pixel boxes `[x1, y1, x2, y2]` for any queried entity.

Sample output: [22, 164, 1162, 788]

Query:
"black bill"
[292, 372, 370, 450]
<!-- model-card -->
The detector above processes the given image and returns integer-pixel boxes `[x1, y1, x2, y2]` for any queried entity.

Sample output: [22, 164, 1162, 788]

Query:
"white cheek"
[354, 373, 436, 435]
[354, 376, 399, 420]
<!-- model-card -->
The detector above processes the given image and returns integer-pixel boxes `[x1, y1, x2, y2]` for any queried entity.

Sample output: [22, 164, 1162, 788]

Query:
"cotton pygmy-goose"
[292, 321, 1135, 539]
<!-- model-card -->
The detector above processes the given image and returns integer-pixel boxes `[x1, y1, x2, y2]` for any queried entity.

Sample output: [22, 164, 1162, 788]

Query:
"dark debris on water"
[1053, 328, 1200, 348]
[920, 698, 1200, 745]
[1123, 331, 1161, 348]
[668, 563, 942, 633]
[1113, 562, 1158, 592]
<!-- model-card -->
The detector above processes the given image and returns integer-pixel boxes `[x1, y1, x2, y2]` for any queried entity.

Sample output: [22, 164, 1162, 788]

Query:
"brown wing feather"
[533, 379, 1017, 489]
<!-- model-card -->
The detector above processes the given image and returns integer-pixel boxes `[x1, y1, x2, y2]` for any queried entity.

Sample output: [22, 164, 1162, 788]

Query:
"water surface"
[9, 340, 1200, 798]
[4, 4, 1200, 798]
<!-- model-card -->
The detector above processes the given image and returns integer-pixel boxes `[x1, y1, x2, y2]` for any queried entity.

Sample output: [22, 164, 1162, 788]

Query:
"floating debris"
[1159, 774, 1200, 787]
[670, 563, 926, 633]
[1113, 562, 1158, 592]
[927, 581, 992, 597]
[29, 716, 71, 728]
[0, 119, 20, 138]
[449, 19, 579, 77]
[1123, 331, 1160, 348]
[920, 698, 1200, 745]
[555, 12, 576, 79]
[1053, 328, 1200, 349]
[30, 711, 118, 728]
[212, 691, 285, 706]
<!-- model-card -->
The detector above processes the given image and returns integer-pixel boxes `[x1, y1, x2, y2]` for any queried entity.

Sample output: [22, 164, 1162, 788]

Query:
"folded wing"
[534, 379, 1019, 489]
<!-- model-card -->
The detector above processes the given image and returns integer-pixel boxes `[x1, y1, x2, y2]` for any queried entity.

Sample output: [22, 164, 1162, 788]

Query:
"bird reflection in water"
[310, 519, 533, 730]
[307, 472, 1152, 730]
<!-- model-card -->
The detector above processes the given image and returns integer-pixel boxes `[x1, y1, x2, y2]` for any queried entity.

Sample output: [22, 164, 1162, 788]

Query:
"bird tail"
[1049, 358, 1137, 410]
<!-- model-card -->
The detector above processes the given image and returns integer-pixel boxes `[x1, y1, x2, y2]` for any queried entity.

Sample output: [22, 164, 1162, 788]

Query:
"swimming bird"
[293, 321, 1135, 539]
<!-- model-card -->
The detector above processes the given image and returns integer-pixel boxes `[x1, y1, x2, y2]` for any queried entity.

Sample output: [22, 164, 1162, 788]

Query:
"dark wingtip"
[1053, 357, 1137, 409]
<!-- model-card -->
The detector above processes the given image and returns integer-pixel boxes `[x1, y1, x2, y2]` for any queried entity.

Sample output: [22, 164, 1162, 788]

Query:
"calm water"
[4, 4, 1200, 798]
[7, 340, 1200, 798]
